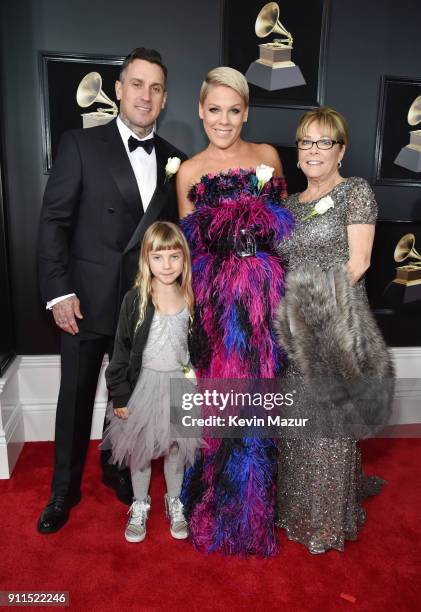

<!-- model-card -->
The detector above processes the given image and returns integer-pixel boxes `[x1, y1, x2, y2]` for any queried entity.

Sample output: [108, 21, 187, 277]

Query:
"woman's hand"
[346, 259, 369, 285]
[346, 224, 375, 285]
[114, 407, 129, 419]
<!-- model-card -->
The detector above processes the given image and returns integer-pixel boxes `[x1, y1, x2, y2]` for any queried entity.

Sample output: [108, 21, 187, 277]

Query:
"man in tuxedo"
[37, 47, 186, 533]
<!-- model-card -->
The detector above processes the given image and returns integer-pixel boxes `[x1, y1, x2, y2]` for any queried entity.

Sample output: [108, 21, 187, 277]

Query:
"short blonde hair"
[296, 106, 349, 146]
[199, 66, 249, 106]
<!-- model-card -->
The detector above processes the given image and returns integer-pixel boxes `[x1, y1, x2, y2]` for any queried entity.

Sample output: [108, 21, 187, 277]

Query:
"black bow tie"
[128, 135, 155, 154]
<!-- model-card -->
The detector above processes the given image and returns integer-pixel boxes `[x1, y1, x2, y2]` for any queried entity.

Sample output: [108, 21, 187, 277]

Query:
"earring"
[338, 161, 342, 168]
[297, 161, 300, 169]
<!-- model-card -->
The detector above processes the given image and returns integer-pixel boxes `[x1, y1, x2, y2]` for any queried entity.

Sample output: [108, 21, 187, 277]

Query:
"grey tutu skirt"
[102, 367, 202, 473]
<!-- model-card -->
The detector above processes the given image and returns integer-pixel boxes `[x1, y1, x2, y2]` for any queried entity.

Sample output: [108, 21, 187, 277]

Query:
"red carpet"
[0, 439, 420, 611]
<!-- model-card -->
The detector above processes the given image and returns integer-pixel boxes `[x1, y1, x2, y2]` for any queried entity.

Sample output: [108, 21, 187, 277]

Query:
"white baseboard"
[17, 355, 109, 441]
[1, 348, 421, 478]
[0, 358, 25, 478]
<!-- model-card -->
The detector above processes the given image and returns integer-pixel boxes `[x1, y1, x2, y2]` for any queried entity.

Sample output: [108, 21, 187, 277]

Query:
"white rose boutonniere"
[181, 362, 197, 385]
[255, 164, 274, 193]
[165, 156, 181, 183]
[303, 195, 335, 221]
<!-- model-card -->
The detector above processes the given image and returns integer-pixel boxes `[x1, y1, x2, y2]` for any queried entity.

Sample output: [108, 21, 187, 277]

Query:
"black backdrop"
[0, 144, 14, 373]
[1, 0, 421, 355]
[223, 0, 328, 108]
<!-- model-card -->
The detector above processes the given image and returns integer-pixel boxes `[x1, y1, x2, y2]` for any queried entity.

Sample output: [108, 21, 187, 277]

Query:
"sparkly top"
[277, 177, 378, 273]
[142, 305, 189, 371]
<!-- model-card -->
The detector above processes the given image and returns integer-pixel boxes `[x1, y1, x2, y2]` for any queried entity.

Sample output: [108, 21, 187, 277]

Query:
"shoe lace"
[167, 497, 185, 523]
[128, 499, 150, 526]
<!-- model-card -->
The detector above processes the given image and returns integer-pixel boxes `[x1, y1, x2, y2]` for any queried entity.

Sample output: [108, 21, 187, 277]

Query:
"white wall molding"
[1, 348, 420, 478]
[391, 347, 421, 377]
[16, 347, 421, 431]
[390, 347, 421, 425]
[18, 354, 109, 442]
[0, 357, 24, 478]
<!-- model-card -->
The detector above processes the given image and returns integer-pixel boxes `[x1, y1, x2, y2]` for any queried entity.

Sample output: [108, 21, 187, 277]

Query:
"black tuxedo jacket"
[38, 119, 186, 336]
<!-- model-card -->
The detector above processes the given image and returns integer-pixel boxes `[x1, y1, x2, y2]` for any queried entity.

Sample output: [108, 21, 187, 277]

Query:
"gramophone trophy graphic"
[245, 2, 305, 91]
[76, 71, 118, 129]
[388, 233, 421, 304]
[394, 96, 421, 173]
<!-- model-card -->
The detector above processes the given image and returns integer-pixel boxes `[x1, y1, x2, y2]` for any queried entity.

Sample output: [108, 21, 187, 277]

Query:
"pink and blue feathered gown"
[180, 169, 293, 556]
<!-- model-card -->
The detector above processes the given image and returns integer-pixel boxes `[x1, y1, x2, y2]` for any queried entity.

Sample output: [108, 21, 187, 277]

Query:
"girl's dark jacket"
[105, 288, 154, 409]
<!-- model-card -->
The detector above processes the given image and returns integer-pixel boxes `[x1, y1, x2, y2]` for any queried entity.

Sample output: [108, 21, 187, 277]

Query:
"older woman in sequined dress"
[276, 107, 386, 554]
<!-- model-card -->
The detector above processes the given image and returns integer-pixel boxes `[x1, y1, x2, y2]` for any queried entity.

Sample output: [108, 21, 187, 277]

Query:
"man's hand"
[114, 407, 129, 419]
[52, 296, 83, 335]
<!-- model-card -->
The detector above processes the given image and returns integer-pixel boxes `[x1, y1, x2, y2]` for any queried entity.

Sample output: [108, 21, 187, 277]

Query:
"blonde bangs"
[200, 66, 249, 106]
[296, 107, 349, 146]
[134, 221, 194, 330]
[297, 116, 336, 140]
[147, 231, 185, 254]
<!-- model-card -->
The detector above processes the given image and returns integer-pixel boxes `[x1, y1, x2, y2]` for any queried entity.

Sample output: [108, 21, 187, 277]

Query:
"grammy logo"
[245, 2, 305, 91]
[394, 96, 421, 173]
[393, 233, 421, 286]
[76, 72, 118, 129]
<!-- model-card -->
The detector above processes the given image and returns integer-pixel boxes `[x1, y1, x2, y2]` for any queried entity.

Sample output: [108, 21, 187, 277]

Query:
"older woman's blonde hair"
[296, 106, 349, 146]
[134, 221, 194, 330]
[199, 66, 249, 106]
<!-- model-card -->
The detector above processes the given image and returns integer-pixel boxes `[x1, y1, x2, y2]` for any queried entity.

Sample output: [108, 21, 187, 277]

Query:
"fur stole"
[275, 265, 394, 437]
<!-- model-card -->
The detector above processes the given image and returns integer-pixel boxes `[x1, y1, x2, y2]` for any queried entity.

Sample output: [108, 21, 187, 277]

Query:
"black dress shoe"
[102, 467, 133, 505]
[101, 449, 133, 504]
[37, 494, 81, 534]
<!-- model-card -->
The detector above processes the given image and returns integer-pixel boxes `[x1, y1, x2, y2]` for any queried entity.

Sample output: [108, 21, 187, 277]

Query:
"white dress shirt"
[46, 115, 157, 310]
[116, 115, 157, 212]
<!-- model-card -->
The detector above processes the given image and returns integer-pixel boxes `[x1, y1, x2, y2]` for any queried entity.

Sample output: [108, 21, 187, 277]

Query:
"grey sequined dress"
[276, 177, 385, 553]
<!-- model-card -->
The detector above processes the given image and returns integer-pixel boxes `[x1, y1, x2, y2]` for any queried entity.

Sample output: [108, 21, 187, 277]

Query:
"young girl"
[103, 221, 196, 543]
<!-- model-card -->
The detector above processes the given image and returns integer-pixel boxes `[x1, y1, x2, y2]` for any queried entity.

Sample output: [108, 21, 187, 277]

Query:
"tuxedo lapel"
[123, 136, 172, 253]
[105, 121, 143, 224]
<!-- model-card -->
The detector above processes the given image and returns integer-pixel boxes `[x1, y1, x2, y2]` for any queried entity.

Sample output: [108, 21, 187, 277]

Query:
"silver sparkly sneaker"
[125, 496, 151, 543]
[164, 494, 188, 539]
